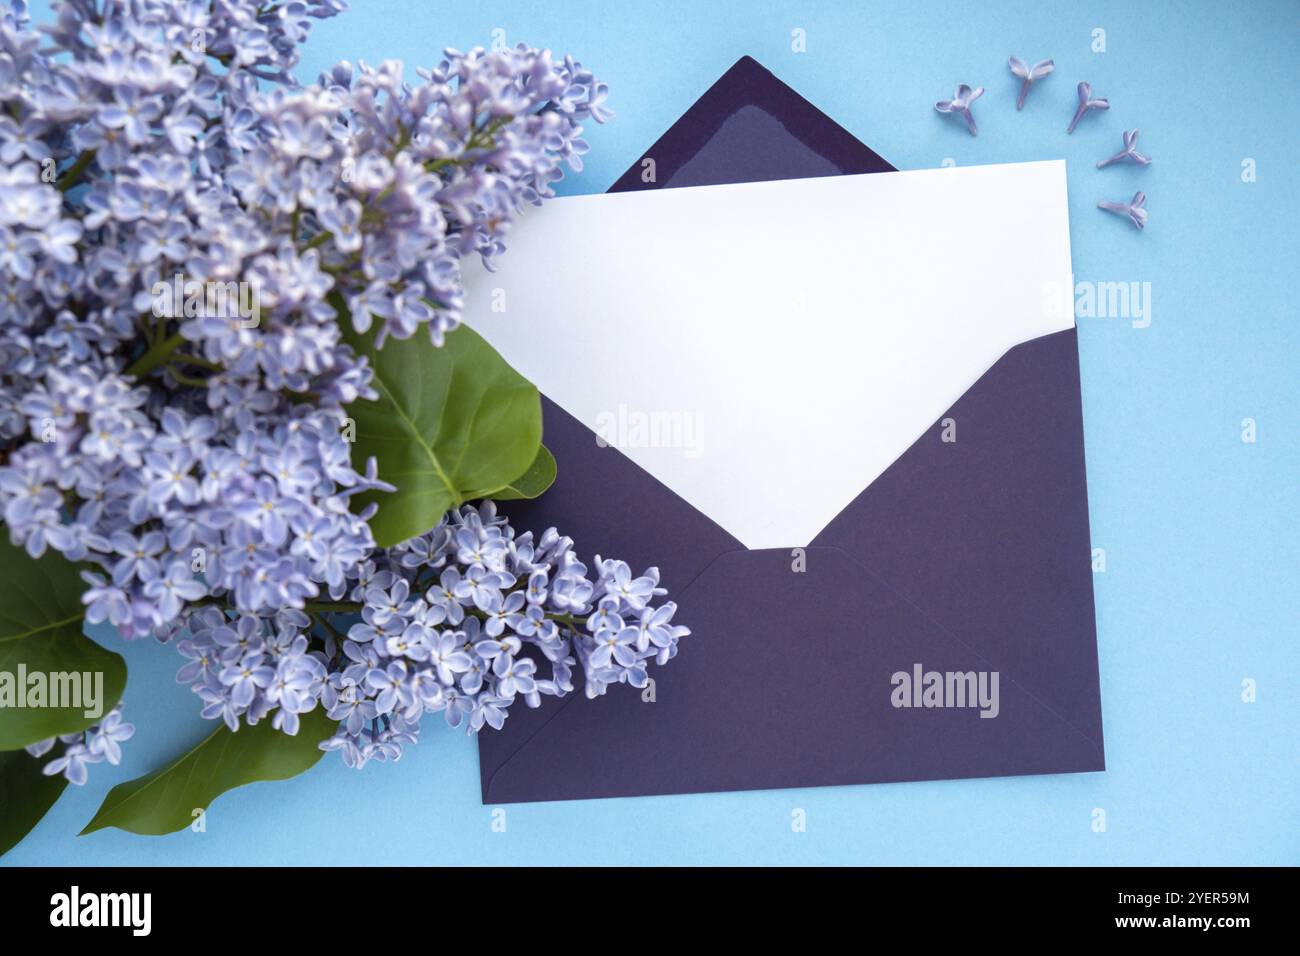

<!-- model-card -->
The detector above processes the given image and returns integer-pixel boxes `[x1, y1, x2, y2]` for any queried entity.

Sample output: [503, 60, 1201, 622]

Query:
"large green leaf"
[0, 538, 126, 749]
[342, 316, 544, 547]
[81, 707, 337, 836]
[0, 748, 68, 857]
[485, 444, 557, 501]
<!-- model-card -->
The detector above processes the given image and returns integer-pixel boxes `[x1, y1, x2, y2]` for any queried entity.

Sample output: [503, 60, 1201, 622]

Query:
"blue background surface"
[9, 0, 1298, 866]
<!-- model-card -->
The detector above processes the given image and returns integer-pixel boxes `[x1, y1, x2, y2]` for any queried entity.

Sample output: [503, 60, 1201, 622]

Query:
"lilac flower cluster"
[0, 1, 675, 776]
[26, 705, 135, 785]
[0, 0, 602, 628]
[4, 371, 385, 641]
[0, 0, 609, 617]
[173, 503, 688, 768]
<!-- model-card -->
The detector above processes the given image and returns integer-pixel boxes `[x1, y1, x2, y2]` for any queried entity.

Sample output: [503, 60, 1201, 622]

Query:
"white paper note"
[462, 160, 1075, 549]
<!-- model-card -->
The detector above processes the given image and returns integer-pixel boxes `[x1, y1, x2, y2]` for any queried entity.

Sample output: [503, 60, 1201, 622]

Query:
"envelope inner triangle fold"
[463, 160, 1075, 549]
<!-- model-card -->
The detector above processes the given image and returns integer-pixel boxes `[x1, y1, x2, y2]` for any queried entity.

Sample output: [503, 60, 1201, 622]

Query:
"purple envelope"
[478, 56, 1104, 803]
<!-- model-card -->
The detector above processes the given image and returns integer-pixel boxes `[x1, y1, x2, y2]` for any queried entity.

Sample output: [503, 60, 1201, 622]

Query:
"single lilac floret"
[935, 84, 984, 136]
[1098, 191, 1149, 230]
[1008, 56, 1054, 109]
[1097, 129, 1152, 168]
[1068, 81, 1110, 133]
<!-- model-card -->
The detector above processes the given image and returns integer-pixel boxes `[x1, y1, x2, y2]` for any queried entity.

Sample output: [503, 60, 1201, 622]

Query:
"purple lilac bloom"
[0, 0, 685, 773]
[0, 0, 611, 634]
[173, 503, 688, 769]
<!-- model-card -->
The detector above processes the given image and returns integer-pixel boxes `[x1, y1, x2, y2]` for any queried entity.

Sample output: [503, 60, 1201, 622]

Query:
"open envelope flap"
[607, 55, 893, 190]
[479, 331, 1104, 803]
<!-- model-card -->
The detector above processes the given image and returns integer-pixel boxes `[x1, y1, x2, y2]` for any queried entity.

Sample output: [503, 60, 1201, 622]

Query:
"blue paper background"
[9, 0, 1298, 866]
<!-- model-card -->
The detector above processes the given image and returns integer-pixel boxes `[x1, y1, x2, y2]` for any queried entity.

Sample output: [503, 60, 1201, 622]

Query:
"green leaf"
[342, 316, 544, 547]
[486, 443, 557, 501]
[81, 708, 337, 836]
[0, 748, 68, 857]
[0, 538, 126, 750]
